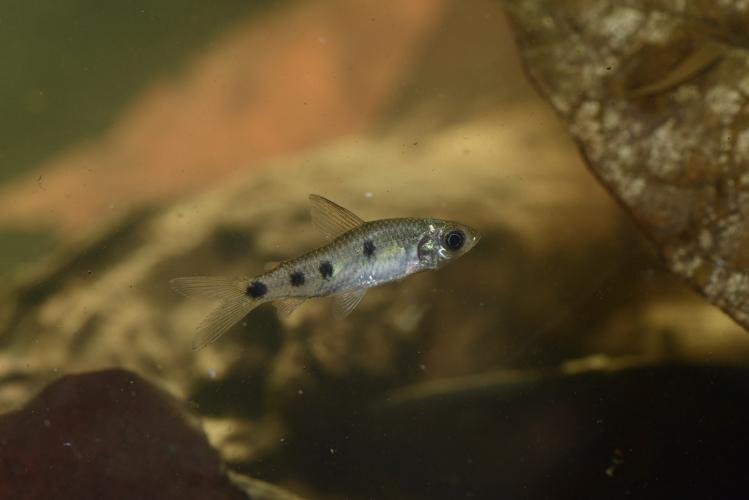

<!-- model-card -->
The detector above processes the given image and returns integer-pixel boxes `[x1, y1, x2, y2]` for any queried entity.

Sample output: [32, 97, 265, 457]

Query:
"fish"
[171, 194, 480, 350]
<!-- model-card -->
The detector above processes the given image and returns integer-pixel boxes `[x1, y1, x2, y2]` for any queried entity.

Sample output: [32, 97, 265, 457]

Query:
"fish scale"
[171, 195, 480, 350]
[266, 218, 428, 298]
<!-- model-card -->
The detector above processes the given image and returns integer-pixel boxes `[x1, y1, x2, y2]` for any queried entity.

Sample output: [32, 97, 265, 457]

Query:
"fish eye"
[443, 229, 465, 251]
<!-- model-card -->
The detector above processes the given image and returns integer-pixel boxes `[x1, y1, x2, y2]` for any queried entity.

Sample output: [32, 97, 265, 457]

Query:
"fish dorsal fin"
[332, 289, 366, 319]
[309, 194, 364, 240]
[264, 260, 281, 272]
[274, 297, 306, 317]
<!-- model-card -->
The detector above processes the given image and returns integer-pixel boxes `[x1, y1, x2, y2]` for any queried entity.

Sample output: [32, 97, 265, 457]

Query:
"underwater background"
[2, 1, 749, 499]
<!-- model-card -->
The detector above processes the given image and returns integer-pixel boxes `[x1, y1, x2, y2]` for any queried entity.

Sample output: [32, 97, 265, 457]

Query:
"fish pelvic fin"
[333, 288, 367, 319]
[170, 276, 262, 351]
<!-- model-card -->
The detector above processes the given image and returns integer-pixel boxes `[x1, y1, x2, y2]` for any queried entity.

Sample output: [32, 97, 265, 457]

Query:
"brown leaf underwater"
[505, 1, 749, 331]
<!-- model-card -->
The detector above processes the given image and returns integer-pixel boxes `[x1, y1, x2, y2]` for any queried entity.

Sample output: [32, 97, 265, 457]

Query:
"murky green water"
[1, 2, 748, 499]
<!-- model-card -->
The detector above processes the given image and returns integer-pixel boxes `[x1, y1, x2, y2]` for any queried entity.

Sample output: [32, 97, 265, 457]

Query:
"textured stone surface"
[505, 0, 749, 331]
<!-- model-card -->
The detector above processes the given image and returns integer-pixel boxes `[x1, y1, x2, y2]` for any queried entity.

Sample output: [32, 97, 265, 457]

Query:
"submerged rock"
[280, 364, 749, 500]
[0, 369, 299, 500]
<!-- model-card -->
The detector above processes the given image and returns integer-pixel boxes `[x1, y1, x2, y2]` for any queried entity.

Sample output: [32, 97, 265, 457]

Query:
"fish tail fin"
[170, 276, 261, 351]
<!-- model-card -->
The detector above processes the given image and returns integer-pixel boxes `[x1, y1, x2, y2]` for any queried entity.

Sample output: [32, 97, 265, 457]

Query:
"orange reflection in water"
[0, 0, 446, 234]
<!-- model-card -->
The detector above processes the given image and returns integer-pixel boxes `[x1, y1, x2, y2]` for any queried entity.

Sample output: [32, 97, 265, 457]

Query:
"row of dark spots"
[252, 250, 368, 296]
[249, 261, 332, 298]
[311, 242, 372, 284]
[247, 280, 267, 299]
[288, 261, 333, 287]
[288, 261, 334, 287]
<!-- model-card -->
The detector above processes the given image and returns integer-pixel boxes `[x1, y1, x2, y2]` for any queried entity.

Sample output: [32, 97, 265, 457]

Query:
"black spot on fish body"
[319, 260, 333, 279]
[290, 271, 305, 287]
[247, 280, 268, 299]
[363, 240, 376, 258]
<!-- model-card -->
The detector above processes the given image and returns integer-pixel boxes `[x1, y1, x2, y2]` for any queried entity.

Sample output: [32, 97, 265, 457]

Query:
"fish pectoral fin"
[332, 289, 367, 319]
[309, 194, 365, 240]
[274, 297, 306, 317]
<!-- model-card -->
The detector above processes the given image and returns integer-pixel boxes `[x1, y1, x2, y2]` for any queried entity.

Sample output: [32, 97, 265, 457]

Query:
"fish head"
[417, 219, 481, 270]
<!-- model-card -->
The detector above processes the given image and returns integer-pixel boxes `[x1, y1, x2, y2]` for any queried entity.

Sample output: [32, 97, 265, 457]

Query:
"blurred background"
[1, 1, 749, 499]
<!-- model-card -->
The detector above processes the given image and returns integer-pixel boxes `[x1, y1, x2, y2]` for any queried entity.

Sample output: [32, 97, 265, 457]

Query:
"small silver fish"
[171, 195, 480, 350]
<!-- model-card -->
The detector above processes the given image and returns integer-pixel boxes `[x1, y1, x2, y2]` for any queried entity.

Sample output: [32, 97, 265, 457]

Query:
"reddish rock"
[0, 369, 247, 500]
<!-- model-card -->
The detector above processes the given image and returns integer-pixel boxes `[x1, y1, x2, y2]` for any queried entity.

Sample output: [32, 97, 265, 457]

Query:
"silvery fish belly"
[171, 194, 480, 350]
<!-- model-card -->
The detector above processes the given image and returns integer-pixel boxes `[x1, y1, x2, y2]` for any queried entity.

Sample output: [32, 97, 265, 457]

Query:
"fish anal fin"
[332, 289, 366, 319]
[309, 194, 364, 240]
[274, 297, 306, 317]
